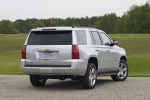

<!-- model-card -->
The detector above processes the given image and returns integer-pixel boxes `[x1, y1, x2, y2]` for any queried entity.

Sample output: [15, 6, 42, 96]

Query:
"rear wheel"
[81, 63, 97, 89]
[111, 60, 128, 81]
[30, 75, 46, 87]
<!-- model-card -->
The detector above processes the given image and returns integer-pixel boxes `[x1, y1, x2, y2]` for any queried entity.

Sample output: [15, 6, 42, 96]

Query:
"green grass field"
[0, 34, 150, 76]
[0, 34, 26, 74]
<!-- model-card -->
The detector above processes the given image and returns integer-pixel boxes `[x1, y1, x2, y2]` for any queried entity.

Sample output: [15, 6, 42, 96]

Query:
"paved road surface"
[0, 75, 150, 100]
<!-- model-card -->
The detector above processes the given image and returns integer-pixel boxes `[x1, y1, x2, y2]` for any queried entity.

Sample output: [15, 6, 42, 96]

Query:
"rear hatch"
[25, 30, 72, 67]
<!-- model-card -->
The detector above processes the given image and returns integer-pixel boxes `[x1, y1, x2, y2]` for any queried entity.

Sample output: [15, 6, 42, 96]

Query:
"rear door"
[90, 31, 105, 72]
[25, 30, 72, 67]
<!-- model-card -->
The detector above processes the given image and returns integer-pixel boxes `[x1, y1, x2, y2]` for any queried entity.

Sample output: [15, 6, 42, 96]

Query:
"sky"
[0, 0, 148, 21]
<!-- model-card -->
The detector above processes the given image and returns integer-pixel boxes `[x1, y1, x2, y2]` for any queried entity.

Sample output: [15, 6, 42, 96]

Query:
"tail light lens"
[22, 45, 26, 59]
[72, 45, 79, 59]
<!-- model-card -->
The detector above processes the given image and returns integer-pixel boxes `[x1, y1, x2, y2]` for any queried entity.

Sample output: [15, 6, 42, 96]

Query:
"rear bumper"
[21, 59, 87, 76]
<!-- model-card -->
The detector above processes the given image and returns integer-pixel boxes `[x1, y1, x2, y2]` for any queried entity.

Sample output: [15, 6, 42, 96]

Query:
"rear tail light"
[22, 45, 26, 59]
[72, 45, 79, 59]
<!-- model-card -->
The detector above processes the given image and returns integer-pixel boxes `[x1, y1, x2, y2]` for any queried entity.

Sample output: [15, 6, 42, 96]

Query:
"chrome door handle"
[95, 50, 99, 51]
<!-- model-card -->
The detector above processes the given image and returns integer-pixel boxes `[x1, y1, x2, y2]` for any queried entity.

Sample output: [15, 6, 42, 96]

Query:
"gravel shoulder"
[0, 75, 150, 100]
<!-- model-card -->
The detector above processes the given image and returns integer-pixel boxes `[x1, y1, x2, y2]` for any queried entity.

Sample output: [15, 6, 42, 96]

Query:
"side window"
[75, 30, 87, 45]
[100, 32, 112, 46]
[90, 31, 101, 45]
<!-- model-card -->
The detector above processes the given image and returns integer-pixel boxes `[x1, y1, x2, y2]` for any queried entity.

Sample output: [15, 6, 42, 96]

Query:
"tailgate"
[25, 30, 72, 67]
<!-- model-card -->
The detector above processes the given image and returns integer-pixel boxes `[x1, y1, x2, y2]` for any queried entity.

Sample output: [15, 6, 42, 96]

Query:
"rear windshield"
[27, 31, 72, 45]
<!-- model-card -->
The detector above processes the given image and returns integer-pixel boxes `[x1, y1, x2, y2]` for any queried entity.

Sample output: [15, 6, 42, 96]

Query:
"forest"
[0, 2, 149, 34]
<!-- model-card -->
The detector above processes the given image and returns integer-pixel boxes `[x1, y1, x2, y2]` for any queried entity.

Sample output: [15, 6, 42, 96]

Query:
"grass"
[0, 34, 150, 76]
[0, 34, 26, 74]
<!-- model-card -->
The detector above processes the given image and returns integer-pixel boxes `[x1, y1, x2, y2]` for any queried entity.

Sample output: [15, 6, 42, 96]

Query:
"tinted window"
[75, 30, 87, 45]
[27, 31, 72, 45]
[100, 32, 112, 46]
[91, 31, 101, 45]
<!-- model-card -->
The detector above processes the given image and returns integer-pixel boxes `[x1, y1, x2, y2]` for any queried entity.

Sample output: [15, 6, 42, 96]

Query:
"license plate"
[44, 52, 52, 58]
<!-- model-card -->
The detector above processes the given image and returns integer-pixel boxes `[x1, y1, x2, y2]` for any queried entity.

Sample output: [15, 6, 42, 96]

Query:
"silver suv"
[21, 27, 128, 89]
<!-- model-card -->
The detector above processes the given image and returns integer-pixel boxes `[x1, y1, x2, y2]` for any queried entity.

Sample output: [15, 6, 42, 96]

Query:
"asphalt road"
[0, 75, 150, 100]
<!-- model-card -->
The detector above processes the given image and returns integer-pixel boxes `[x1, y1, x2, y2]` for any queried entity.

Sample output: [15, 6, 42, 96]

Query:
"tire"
[30, 75, 46, 87]
[81, 63, 97, 89]
[111, 60, 128, 81]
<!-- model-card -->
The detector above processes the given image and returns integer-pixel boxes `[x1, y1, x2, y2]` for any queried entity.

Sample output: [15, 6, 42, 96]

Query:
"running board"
[97, 71, 117, 76]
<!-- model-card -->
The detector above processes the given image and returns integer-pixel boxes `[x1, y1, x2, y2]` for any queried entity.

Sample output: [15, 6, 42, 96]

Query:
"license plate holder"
[44, 51, 53, 58]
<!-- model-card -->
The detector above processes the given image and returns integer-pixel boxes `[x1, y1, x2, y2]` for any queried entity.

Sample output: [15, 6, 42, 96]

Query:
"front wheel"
[111, 60, 128, 81]
[81, 63, 97, 89]
[30, 75, 46, 87]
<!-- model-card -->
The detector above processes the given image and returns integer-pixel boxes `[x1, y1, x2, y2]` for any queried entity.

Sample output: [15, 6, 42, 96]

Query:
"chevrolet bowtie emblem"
[44, 48, 50, 52]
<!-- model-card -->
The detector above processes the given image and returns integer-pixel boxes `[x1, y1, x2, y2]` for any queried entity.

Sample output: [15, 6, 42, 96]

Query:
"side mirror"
[113, 41, 118, 45]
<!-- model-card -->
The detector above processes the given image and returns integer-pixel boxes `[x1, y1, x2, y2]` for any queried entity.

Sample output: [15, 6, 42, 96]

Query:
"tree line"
[0, 2, 149, 34]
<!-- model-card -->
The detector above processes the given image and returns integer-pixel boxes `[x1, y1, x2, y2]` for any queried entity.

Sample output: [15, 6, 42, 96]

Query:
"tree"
[116, 2, 150, 33]
[0, 20, 19, 34]
[32, 20, 45, 28]
[95, 13, 118, 34]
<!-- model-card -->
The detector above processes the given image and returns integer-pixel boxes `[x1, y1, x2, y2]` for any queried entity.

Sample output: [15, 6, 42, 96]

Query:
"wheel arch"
[88, 57, 98, 70]
[120, 56, 127, 62]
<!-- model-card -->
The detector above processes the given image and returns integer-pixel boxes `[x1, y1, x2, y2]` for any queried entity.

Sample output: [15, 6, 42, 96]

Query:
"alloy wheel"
[117, 63, 127, 79]
[89, 67, 97, 86]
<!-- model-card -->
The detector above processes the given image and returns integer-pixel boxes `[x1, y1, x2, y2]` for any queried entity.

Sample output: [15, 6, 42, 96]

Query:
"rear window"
[27, 31, 72, 45]
[75, 30, 87, 45]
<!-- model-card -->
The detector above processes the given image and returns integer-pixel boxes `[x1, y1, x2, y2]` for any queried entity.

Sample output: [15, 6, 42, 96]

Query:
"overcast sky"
[0, 0, 148, 21]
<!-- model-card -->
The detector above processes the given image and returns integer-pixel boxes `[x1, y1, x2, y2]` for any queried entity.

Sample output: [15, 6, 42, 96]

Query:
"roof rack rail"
[72, 26, 96, 29]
